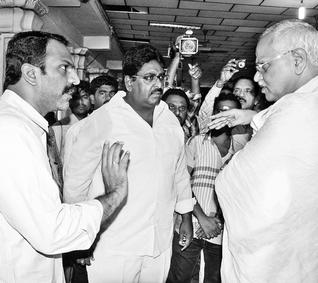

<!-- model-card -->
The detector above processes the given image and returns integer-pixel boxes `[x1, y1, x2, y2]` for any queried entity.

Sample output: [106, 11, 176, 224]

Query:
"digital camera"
[236, 59, 246, 69]
[175, 30, 198, 57]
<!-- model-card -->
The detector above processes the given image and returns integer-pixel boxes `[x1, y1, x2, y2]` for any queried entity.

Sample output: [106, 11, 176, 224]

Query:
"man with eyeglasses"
[63, 44, 193, 283]
[207, 19, 318, 283]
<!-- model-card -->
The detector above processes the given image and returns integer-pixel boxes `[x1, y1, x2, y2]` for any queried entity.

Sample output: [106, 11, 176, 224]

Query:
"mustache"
[63, 85, 76, 95]
[151, 88, 163, 95]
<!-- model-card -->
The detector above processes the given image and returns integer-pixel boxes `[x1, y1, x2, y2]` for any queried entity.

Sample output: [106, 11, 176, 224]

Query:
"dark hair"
[70, 80, 90, 100]
[233, 76, 259, 97]
[162, 88, 190, 109]
[123, 44, 165, 76]
[214, 93, 241, 111]
[4, 31, 68, 90]
[69, 80, 91, 111]
[90, 75, 118, 95]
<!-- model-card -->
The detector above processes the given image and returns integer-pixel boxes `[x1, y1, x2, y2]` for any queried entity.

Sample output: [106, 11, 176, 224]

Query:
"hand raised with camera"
[218, 59, 239, 86]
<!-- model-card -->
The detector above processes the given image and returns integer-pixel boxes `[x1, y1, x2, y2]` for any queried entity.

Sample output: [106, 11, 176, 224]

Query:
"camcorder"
[175, 30, 198, 57]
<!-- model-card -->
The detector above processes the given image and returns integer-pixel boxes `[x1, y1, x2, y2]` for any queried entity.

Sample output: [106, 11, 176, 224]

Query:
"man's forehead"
[166, 95, 187, 105]
[139, 60, 163, 73]
[256, 34, 277, 60]
[46, 39, 72, 59]
[98, 84, 115, 90]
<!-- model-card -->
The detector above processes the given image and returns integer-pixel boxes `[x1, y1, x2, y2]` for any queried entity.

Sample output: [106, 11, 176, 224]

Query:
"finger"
[181, 235, 192, 251]
[119, 150, 130, 171]
[101, 142, 110, 170]
[111, 142, 124, 165]
[107, 142, 123, 169]
[84, 258, 91, 266]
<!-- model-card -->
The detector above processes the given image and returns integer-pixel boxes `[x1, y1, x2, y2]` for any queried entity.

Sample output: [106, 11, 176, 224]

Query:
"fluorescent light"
[150, 22, 201, 30]
[119, 38, 150, 44]
[104, 5, 147, 14]
[298, 6, 306, 19]
[298, 0, 306, 20]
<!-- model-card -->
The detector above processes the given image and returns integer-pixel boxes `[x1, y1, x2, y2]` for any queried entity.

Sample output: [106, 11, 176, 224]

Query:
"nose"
[254, 70, 262, 83]
[69, 69, 80, 86]
[154, 76, 164, 88]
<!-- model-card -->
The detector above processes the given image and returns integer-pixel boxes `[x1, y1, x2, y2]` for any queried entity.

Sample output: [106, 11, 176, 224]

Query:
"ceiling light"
[104, 5, 147, 14]
[119, 37, 150, 44]
[150, 22, 201, 30]
[298, 0, 306, 20]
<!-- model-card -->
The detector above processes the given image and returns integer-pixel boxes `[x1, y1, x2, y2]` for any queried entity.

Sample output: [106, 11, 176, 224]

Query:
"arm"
[198, 59, 239, 133]
[165, 52, 181, 89]
[174, 144, 194, 251]
[207, 109, 257, 130]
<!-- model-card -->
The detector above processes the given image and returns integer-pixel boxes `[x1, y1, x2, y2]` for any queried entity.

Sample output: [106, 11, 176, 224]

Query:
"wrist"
[216, 79, 225, 88]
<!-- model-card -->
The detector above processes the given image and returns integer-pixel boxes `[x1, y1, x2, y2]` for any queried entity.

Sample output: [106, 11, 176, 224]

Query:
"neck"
[73, 112, 88, 120]
[123, 95, 155, 126]
[8, 85, 49, 116]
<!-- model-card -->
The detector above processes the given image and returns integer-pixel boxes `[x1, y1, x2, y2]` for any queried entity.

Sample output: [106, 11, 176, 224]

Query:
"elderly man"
[209, 19, 318, 283]
[0, 31, 129, 282]
[63, 44, 193, 283]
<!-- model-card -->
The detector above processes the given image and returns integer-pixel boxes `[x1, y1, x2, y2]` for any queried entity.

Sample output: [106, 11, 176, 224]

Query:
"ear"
[124, 75, 134, 92]
[21, 63, 38, 86]
[292, 48, 307, 75]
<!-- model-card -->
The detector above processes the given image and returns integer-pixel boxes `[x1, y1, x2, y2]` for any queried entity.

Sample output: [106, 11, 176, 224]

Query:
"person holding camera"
[198, 59, 263, 151]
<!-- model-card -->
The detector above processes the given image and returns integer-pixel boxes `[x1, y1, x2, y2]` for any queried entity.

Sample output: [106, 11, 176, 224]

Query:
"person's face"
[211, 99, 239, 136]
[254, 34, 295, 102]
[233, 79, 256, 110]
[70, 89, 91, 117]
[165, 94, 188, 126]
[126, 59, 164, 110]
[93, 84, 116, 109]
[214, 99, 239, 115]
[39, 39, 79, 113]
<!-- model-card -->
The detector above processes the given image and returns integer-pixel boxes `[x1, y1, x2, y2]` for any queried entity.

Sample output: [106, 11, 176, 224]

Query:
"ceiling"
[44, 0, 318, 87]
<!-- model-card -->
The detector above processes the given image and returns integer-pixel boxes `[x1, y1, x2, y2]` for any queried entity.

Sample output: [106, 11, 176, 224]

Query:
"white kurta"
[0, 90, 103, 283]
[216, 76, 318, 283]
[63, 92, 193, 280]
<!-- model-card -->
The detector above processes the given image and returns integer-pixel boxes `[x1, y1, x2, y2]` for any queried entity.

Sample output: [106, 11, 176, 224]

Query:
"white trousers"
[87, 248, 172, 283]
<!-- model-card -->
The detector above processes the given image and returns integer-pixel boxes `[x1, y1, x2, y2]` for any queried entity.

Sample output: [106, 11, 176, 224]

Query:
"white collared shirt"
[0, 90, 103, 283]
[216, 76, 318, 283]
[63, 91, 193, 257]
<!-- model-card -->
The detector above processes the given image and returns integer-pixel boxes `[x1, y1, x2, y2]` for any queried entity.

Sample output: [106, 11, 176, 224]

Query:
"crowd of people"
[1, 18, 318, 283]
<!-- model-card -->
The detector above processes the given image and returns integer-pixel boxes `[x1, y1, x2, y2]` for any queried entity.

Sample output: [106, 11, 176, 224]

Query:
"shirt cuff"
[76, 199, 103, 242]
[175, 198, 194, 214]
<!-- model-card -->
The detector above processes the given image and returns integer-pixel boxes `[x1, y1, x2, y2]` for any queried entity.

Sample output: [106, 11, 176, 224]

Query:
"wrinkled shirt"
[63, 91, 193, 257]
[216, 76, 318, 283]
[0, 90, 103, 283]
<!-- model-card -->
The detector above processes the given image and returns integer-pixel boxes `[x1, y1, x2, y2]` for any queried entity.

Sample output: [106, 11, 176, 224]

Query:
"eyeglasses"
[255, 50, 293, 73]
[233, 88, 254, 96]
[167, 104, 187, 113]
[132, 73, 167, 84]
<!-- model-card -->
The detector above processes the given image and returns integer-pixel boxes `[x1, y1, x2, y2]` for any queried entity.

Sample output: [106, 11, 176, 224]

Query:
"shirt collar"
[1, 90, 49, 133]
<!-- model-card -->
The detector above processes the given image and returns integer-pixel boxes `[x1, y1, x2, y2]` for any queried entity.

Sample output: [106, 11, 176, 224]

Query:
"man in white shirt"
[0, 31, 129, 283]
[63, 44, 193, 283]
[208, 19, 318, 283]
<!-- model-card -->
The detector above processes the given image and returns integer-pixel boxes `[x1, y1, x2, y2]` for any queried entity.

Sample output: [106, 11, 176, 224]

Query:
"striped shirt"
[186, 133, 234, 245]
